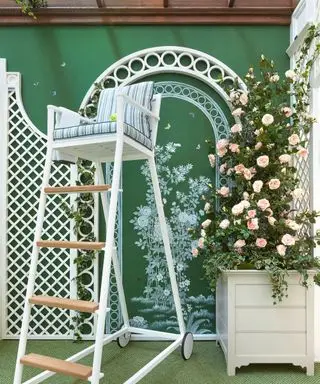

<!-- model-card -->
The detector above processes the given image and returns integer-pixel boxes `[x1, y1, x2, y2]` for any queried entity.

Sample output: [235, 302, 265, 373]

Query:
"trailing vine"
[15, 0, 47, 19]
[61, 160, 98, 341]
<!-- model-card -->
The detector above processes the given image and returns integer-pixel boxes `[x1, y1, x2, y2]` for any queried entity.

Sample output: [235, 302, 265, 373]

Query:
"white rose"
[277, 244, 286, 256]
[241, 200, 250, 209]
[285, 69, 297, 81]
[292, 188, 304, 199]
[204, 202, 211, 213]
[281, 234, 295, 246]
[219, 219, 230, 229]
[208, 154, 215, 168]
[288, 134, 300, 146]
[239, 93, 248, 106]
[270, 74, 280, 83]
[231, 123, 242, 133]
[201, 229, 206, 238]
[232, 108, 244, 117]
[231, 203, 244, 216]
[262, 114, 274, 126]
[253, 180, 263, 193]
[201, 219, 212, 229]
[256, 155, 269, 168]
[279, 154, 291, 164]
[243, 192, 250, 200]
[268, 216, 276, 226]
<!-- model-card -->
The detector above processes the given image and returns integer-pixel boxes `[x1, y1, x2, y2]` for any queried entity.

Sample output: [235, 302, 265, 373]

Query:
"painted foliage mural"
[123, 79, 230, 334]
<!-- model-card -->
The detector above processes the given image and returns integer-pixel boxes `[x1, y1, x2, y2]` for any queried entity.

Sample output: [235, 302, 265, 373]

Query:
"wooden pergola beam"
[228, 0, 236, 7]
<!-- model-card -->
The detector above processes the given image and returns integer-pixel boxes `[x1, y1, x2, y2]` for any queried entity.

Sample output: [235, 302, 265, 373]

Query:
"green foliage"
[191, 24, 320, 303]
[61, 160, 98, 341]
[15, 0, 47, 19]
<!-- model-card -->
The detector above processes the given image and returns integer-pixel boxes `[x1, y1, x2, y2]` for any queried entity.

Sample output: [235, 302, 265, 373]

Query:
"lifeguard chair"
[13, 81, 193, 384]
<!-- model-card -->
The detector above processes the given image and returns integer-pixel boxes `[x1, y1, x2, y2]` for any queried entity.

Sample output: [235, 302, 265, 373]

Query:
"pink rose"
[234, 163, 245, 174]
[253, 180, 263, 193]
[279, 154, 291, 164]
[276, 244, 287, 256]
[257, 155, 269, 168]
[192, 248, 199, 257]
[288, 134, 300, 146]
[243, 168, 253, 180]
[216, 139, 229, 150]
[268, 178, 281, 190]
[232, 108, 244, 117]
[249, 167, 257, 175]
[257, 198, 270, 211]
[234, 239, 246, 248]
[198, 237, 205, 249]
[208, 154, 215, 168]
[229, 143, 240, 153]
[282, 107, 293, 117]
[247, 209, 256, 218]
[255, 142, 263, 150]
[247, 218, 259, 230]
[297, 147, 308, 158]
[281, 234, 295, 246]
[217, 147, 228, 157]
[231, 123, 242, 133]
[217, 186, 230, 197]
[256, 238, 267, 248]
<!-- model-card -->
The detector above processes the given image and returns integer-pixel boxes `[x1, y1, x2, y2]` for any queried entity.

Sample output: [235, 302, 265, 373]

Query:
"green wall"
[1, 25, 290, 333]
[0, 25, 289, 132]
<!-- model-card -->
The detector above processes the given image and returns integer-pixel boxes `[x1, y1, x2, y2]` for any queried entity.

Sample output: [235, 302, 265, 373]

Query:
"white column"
[311, 84, 320, 361]
[0, 58, 8, 340]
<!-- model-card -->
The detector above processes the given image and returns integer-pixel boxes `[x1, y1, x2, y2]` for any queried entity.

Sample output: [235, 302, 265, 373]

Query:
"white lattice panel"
[4, 73, 76, 338]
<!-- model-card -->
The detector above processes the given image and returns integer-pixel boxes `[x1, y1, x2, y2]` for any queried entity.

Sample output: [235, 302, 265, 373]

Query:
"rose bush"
[191, 46, 320, 302]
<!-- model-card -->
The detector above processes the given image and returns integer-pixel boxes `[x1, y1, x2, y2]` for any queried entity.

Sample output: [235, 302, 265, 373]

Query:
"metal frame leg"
[90, 139, 124, 383]
[147, 156, 186, 335]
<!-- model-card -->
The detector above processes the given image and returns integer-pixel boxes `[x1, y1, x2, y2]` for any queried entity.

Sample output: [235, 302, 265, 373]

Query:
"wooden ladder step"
[44, 185, 111, 194]
[37, 240, 105, 250]
[29, 296, 99, 313]
[21, 353, 92, 380]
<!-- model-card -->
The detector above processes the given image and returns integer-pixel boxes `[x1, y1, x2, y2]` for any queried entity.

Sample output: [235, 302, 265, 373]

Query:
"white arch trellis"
[79, 46, 244, 335]
[0, 47, 245, 340]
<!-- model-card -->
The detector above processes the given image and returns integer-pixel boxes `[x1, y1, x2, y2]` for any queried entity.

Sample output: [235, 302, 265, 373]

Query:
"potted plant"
[191, 26, 320, 375]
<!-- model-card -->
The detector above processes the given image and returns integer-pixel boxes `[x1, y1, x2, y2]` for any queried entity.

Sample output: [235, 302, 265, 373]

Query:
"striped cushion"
[53, 81, 154, 150]
[53, 121, 153, 150]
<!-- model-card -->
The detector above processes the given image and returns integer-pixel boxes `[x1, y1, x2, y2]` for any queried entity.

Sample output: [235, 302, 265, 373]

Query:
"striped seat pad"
[53, 120, 153, 150]
[53, 81, 154, 150]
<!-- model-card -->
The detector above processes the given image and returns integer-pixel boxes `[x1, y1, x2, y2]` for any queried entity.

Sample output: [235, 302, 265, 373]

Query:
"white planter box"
[216, 270, 315, 376]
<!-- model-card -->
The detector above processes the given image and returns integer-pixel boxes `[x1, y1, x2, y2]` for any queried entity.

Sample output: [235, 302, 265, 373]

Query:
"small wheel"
[181, 332, 193, 360]
[117, 332, 131, 348]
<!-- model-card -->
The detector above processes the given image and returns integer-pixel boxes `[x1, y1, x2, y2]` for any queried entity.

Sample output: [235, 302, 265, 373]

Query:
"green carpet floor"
[1, 340, 319, 384]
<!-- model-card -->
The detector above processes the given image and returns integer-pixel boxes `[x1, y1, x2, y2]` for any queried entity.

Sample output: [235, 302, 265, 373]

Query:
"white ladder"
[13, 93, 193, 384]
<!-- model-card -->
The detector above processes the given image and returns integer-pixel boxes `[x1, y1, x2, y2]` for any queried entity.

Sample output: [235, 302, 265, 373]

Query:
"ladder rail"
[13, 106, 56, 384]
[96, 162, 130, 327]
